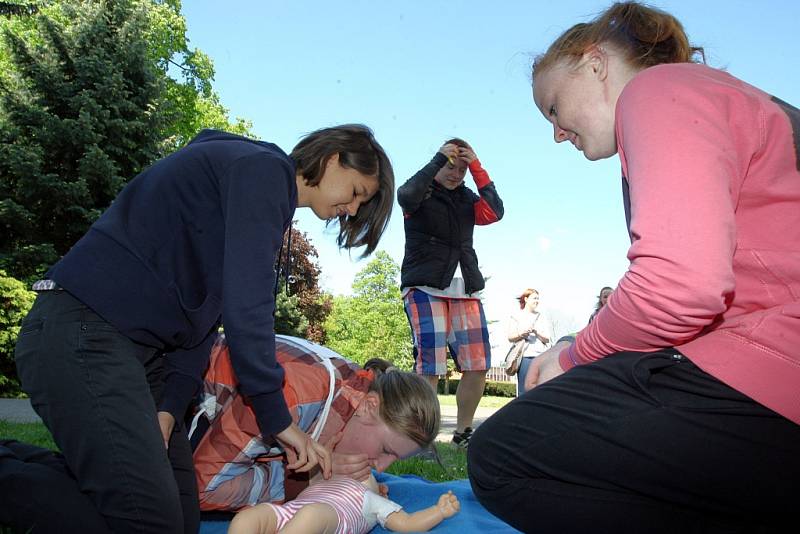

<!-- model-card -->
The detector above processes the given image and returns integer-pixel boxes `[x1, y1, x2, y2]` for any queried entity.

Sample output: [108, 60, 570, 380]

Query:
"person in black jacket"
[13, 125, 394, 534]
[398, 138, 503, 448]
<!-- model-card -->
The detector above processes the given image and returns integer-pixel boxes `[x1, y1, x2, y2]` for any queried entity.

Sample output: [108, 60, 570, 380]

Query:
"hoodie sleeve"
[218, 153, 296, 438]
[158, 330, 217, 422]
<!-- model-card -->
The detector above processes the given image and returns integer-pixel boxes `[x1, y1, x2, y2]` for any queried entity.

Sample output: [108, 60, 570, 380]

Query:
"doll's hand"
[437, 491, 460, 519]
[277, 422, 332, 479]
[378, 483, 389, 498]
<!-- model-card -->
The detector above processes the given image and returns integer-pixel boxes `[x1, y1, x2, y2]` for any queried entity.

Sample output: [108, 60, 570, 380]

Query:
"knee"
[466, 424, 491, 488]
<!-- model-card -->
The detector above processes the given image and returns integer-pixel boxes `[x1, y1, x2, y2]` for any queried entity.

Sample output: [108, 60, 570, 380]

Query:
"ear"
[583, 44, 609, 82]
[325, 152, 340, 169]
[356, 391, 382, 423]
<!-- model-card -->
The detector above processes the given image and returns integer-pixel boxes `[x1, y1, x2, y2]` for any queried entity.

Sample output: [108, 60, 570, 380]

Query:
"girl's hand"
[438, 143, 460, 166]
[457, 146, 477, 164]
[157, 411, 175, 449]
[326, 431, 372, 481]
[524, 343, 567, 391]
[277, 422, 333, 479]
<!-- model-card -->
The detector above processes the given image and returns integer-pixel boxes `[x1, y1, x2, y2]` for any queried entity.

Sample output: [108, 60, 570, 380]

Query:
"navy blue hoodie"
[49, 130, 297, 437]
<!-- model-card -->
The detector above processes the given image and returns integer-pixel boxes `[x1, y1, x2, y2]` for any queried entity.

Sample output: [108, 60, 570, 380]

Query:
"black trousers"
[11, 290, 199, 534]
[468, 349, 800, 534]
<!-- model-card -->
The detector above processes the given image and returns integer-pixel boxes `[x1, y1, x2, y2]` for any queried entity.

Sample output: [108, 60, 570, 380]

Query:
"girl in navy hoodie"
[13, 124, 394, 533]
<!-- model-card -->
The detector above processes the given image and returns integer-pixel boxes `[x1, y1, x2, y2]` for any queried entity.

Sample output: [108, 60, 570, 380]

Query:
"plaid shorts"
[403, 289, 491, 376]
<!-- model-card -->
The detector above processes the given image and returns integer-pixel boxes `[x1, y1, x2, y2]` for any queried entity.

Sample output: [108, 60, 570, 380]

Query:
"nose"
[346, 199, 360, 217]
[553, 123, 569, 143]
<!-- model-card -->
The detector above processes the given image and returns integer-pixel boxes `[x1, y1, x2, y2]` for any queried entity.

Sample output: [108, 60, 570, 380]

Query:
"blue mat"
[199, 472, 521, 533]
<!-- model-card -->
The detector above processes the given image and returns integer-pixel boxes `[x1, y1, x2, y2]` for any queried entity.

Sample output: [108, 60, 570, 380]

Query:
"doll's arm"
[383, 491, 460, 532]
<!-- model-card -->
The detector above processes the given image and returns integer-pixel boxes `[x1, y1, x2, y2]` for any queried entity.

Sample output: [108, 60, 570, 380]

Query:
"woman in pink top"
[468, 2, 800, 533]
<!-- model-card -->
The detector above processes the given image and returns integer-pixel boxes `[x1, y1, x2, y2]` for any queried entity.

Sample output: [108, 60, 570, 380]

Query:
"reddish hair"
[532, 2, 705, 79]
[517, 288, 539, 310]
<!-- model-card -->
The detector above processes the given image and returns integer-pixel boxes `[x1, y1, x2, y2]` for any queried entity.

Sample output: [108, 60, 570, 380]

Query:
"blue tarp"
[199, 472, 521, 533]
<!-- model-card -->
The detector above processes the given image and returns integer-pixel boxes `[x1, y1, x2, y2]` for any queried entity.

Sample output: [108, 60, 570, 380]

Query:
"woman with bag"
[505, 288, 553, 395]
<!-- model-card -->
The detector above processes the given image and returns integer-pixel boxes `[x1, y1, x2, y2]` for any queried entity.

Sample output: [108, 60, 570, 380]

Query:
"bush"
[437, 378, 516, 398]
[484, 380, 517, 397]
[0, 271, 35, 397]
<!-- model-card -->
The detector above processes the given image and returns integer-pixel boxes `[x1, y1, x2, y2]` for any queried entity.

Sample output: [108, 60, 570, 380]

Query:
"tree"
[274, 224, 332, 343]
[0, 271, 34, 396]
[0, 0, 253, 283]
[273, 287, 309, 338]
[324, 251, 413, 369]
[0, 2, 39, 18]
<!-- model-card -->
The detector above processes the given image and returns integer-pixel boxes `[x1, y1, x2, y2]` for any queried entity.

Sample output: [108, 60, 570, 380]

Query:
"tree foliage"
[0, 0, 253, 283]
[273, 287, 309, 339]
[0, 2, 39, 18]
[274, 224, 332, 343]
[0, 271, 34, 396]
[324, 251, 413, 369]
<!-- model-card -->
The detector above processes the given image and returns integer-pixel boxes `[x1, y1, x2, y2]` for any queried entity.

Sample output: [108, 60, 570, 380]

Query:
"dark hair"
[444, 137, 472, 150]
[363, 357, 395, 375]
[290, 124, 394, 256]
[595, 286, 614, 312]
[532, 2, 705, 77]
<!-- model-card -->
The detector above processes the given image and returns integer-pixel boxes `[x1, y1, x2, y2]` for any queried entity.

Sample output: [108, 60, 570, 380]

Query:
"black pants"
[12, 290, 199, 534]
[468, 349, 800, 534]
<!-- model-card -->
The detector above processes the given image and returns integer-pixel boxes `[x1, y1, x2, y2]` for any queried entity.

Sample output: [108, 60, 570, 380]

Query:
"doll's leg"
[228, 503, 279, 534]
[278, 503, 339, 534]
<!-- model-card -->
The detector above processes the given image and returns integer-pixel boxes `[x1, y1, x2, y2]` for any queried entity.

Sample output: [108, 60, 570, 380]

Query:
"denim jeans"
[14, 290, 198, 533]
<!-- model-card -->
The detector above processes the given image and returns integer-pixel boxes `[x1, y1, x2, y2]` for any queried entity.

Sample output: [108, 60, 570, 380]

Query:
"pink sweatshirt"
[560, 63, 800, 425]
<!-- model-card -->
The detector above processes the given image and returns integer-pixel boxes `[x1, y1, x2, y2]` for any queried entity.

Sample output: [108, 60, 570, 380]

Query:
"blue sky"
[181, 1, 800, 352]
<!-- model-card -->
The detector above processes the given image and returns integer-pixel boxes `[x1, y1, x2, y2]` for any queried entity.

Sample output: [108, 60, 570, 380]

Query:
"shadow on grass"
[385, 441, 468, 482]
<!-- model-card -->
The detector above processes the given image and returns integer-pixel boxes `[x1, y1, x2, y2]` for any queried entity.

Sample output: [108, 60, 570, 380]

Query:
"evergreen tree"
[273, 287, 309, 338]
[0, 0, 167, 282]
[0, 2, 39, 18]
[0, 0, 254, 283]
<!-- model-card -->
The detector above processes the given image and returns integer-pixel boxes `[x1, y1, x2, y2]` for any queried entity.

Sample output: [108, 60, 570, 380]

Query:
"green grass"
[437, 393, 513, 409]
[0, 420, 57, 450]
[385, 441, 467, 482]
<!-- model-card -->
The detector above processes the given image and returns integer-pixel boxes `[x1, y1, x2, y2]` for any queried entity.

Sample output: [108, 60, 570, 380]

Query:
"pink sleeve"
[563, 68, 752, 368]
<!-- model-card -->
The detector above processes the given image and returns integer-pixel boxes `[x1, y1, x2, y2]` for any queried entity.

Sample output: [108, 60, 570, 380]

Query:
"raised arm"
[397, 151, 449, 214]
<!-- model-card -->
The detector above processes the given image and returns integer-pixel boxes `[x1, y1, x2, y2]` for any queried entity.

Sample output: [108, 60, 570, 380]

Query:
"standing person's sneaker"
[452, 427, 473, 448]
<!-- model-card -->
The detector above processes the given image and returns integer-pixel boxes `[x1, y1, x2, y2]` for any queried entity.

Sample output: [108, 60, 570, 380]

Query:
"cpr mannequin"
[228, 472, 460, 534]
